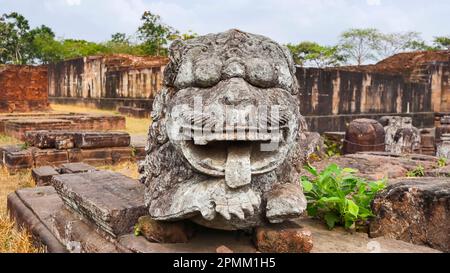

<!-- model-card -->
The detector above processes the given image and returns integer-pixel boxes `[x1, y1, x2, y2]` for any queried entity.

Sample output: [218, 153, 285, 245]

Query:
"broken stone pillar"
[384, 117, 421, 155]
[436, 116, 450, 150]
[343, 119, 385, 155]
[437, 133, 450, 159]
[420, 129, 435, 156]
[370, 178, 450, 252]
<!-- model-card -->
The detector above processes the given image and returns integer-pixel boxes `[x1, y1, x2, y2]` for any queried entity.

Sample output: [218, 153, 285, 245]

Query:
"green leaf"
[324, 212, 340, 229]
[346, 199, 359, 217]
[304, 163, 318, 176]
[302, 180, 313, 193]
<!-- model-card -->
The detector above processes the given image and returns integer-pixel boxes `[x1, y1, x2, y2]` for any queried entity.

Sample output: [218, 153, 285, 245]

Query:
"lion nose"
[221, 78, 254, 106]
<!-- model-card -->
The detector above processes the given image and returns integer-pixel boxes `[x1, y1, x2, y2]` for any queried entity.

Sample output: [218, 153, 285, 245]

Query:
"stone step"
[7, 185, 441, 253]
[51, 170, 147, 237]
[25, 130, 131, 149]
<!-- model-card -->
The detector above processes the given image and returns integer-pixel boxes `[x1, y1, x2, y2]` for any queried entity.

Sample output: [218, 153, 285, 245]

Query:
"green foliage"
[433, 36, 450, 50]
[137, 11, 177, 56]
[338, 28, 429, 65]
[286, 41, 345, 67]
[301, 163, 386, 230]
[323, 137, 342, 158]
[406, 164, 425, 177]
[438, 157, 448, 168]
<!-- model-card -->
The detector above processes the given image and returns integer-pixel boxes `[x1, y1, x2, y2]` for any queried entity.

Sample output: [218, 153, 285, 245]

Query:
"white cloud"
[65, 0, 81, 6]
[367, 0, 381, 6]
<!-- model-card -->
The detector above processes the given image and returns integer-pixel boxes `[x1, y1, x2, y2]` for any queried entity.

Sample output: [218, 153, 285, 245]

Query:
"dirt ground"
[0, 104, 147, 252]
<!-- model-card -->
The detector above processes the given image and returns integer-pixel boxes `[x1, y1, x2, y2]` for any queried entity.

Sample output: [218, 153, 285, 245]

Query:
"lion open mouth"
[175, 109, 294, 189]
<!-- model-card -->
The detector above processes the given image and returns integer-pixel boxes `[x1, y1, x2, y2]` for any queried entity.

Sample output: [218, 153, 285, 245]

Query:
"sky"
[0, 0, 449, 45]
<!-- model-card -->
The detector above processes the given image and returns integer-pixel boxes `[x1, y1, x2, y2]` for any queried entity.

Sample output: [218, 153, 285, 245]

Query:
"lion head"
[140, 29, 307, 230]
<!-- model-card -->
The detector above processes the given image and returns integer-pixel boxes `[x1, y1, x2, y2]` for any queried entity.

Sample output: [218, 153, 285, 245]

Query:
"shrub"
[301, 163, 386, 230]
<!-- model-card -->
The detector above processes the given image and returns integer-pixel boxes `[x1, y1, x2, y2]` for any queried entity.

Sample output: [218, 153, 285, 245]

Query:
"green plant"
[406, 164, 425, 177]
[438, 157, 447, 168]
[301, 163, 386, 230]
[323, 137, 342, 158]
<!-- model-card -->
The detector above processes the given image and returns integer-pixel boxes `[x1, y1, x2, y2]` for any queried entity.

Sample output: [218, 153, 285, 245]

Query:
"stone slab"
[59, 162, 97, 174]
[370, 178, 450, 252]
[73, 132, 130, 149]
[32, 166, 59, 186]
[51, 171, 147, 237]
[6, 187, 67, 253]
[33, 149, 69, 167]
[7, 186, 441, 253]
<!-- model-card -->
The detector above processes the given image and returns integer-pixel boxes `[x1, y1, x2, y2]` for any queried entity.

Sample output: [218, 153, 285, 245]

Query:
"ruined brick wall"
[298, 50, 450, 133]
[0, 65, 49, 113]
[297, 68, 435, 132]
[48, 54, 168, 110]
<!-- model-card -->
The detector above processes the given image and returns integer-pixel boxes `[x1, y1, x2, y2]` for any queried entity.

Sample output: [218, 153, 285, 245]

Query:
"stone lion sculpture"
[140, 29, 308, 230]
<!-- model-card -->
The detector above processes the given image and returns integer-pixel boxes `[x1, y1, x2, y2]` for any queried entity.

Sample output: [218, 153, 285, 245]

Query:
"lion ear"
[169, 39, 186, 64]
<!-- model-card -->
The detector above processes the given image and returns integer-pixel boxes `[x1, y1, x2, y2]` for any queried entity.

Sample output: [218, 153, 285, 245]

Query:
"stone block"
[370, 178, 450, 252]
[135, 216, 195, 243]
[118, 106, 150, 119]
[73, 132, 130, 149]
[67, 148, 83, 163]
[4, 149, 33, 170]
[0, 145, 22, 166]
[32, 166, 60, 186]
[25, 130, 74, 149]
[254, 222, 313, 253]
[32, 148, 69, 167]
[51, 171, 147, 237]
[80, 148, 112, 165]
[59, 162, 97, 174]
[111, 147, 133, 164]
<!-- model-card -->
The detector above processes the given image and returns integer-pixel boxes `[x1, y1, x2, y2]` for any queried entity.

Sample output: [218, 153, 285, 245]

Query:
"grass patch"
[0, 135, 21, 146]
[50, 104, 151, 135]
[0, 168, 41, 253]
[97, 161, 140, 180]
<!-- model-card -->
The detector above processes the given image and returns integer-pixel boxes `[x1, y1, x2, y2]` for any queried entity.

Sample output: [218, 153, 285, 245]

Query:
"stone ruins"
[2, 29, 449, 253]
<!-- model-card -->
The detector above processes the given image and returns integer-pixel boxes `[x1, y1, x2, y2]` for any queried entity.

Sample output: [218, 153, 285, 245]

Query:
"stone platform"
[0, 112, 126, 140]
[6, 170, 440, 253]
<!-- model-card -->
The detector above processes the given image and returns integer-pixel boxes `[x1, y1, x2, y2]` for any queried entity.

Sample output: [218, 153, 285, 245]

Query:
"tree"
[375, 31, 425, 59]
[433, 36, 450, 50]
[338, 28, 381, 65]
[137, 11, 176, 56]
[0, 12, 32, 64]
[286, 41, 346, 67]
[168, 30, 198, 41]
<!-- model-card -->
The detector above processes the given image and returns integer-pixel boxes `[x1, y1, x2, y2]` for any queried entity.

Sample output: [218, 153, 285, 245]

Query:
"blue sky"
[1, 0, 449, 45]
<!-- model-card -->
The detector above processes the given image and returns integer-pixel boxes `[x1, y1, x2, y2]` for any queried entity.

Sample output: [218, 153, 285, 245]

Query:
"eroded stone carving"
[384, 116, 420, 155]
[139, 29, 307, 230]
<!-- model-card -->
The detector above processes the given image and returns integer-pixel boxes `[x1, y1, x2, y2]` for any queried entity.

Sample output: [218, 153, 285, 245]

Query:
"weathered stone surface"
[0, 144, 21, 166]
[80, 148, 113, 165]
[4, 149, 33, 171]
[306, 152, 438, 181]
[8, 186, 440, 253]
[7, 187, 67, 253]
[370, 178, 450, 252]
[0, 113, 126, 140]
[384, 116, 421, 155]
[26, 130, 74, 149]
[140, 29, 307, 230]
[32, 166, 59, 186]
[216, 245, 234, 253]
[51, 171, 147, 237]
[59, 162, 97, 174]
[437, 133, 450, 159]
[33, 149, 69, 167]
[135, 216, 195, 243]
[73, 132, 130, 149]
[254, 222, 313, 253]
[343, 119, 385, 154]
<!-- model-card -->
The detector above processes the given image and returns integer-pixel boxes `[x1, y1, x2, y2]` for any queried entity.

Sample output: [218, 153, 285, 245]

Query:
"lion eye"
[193, 57, 223, 88]
[245, 58, 276, 88]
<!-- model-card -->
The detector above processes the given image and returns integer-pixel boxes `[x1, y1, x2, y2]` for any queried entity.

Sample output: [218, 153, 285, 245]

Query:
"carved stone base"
[254, 222, 313, 253]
